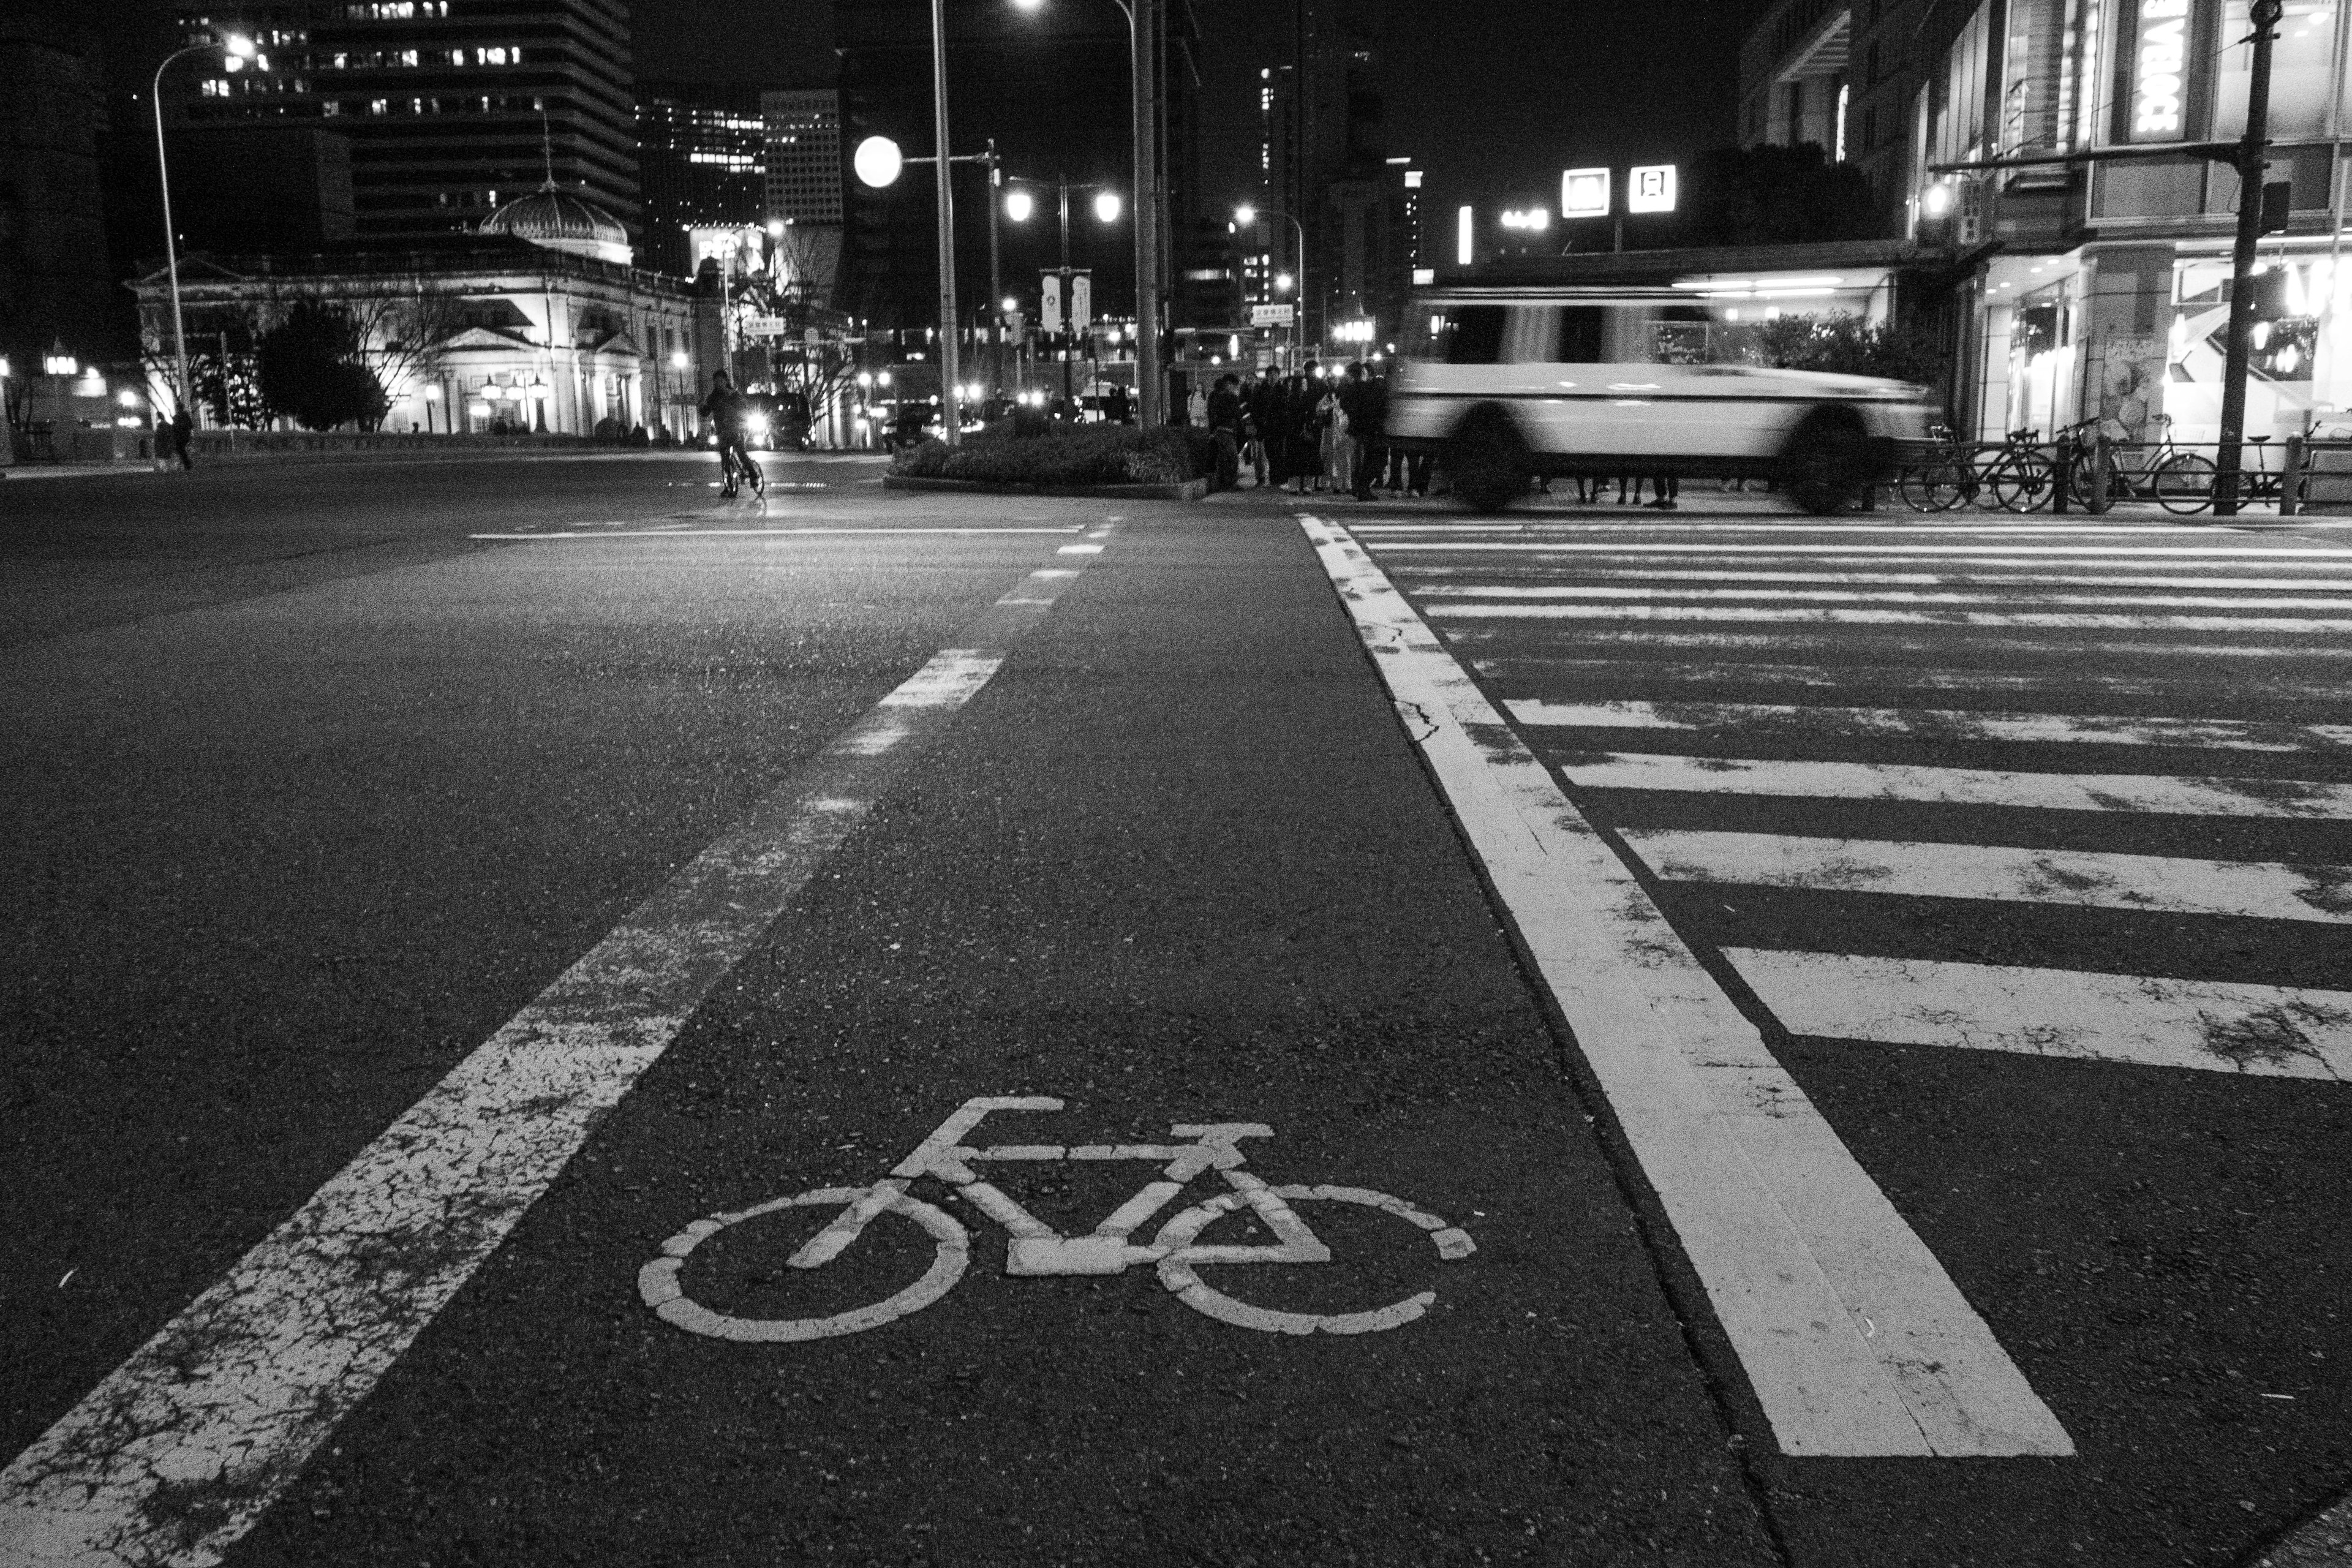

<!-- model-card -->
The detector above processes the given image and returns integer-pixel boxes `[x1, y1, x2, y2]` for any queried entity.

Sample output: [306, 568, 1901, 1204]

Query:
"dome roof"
[478, 187, 632, 266]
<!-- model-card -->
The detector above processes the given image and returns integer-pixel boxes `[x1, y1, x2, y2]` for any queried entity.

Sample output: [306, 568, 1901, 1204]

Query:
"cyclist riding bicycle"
[699, 371, 757, 497]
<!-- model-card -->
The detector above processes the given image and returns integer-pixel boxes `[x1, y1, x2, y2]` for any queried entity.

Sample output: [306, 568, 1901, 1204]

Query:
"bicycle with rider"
[699, 371, 755, 496]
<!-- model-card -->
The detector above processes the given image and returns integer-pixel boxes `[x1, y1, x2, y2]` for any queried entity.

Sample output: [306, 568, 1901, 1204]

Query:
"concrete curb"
[881, 473, 1208, 502]
[2256, 1494, 2352, 1567]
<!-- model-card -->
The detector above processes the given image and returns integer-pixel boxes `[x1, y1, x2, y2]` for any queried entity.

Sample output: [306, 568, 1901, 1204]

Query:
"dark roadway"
[2, 452, 2348, 1567]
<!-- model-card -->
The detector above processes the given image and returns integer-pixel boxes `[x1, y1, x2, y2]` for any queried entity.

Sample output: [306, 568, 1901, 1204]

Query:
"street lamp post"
[1013, 0, 1162, 426]
[152, 31, 255, 421]
[2216, 0, 2287, 517]
[1004, 175, 1126, 412]
[925, 0, 965, 445]
[1236, 203, 1308, 369]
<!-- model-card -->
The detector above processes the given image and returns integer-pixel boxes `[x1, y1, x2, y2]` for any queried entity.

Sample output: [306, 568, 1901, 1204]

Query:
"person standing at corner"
[1206, 372, 1244, 492]
[1249, 369, 1286, 489]
[170, 405, 195, 471]
[1340, 361, 1384, 502]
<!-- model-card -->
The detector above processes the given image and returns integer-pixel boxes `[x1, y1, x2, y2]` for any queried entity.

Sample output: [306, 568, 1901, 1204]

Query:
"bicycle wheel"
[1991, 451, 2056, 511]
[2153, 452, 2217, 514]
[1898, 456, 1968, 511]
[640, 1186, 968, 1343]
[1152, 1183, 1476, 1336]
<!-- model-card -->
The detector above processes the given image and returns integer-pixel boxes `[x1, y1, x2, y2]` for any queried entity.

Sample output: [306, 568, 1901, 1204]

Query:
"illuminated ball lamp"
[1004, 189, 1035, 223]
[1921, 180, 1956, 220]
[853, 135, 904, 190]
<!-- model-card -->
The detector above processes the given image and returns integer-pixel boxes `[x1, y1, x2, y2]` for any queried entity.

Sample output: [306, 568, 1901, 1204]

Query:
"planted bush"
[892, 424, 1213, 487]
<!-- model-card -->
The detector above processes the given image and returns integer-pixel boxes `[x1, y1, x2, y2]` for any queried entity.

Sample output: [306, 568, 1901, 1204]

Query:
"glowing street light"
[1005, 188, 1035, 222]
[153, 30, 257, 419]
[1093, 190, 1122, 224]
[853, 134, 905, 190]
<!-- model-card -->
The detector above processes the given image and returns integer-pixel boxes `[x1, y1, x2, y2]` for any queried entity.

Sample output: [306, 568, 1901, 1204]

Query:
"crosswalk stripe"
[1302, 512, 2071, 1460]
[1507, 699, 2352, 752]
[1419, 586, 2352, 612]
[1373, 542, 2352, 558]
[1723, 949, 2352, 1080]
[1395, 568, 2352, 593]
[1427, 603, 2352, 633]
[1472, 657, 2352, 703]
[1448, 628, 2352, 660]
[1561, 752, 2352, 818]
[1621, 828, 2352, 924]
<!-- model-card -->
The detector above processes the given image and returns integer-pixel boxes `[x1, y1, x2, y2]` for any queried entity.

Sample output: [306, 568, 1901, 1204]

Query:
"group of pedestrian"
[154, 407, 195, 472]
[1204, 361, 1425, 501]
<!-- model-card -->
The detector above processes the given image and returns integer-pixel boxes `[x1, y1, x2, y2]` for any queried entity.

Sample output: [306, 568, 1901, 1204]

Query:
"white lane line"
[1724, 950, 2352, 1081]
[1558, 752, 2352, 819]
[1057, 542, 1106, 555]
[1446, 628, 2352, 660]
[1427, 604, 2352, 634]
[467, 527, 1085, 540]
[1471, 657, 2352, 704]
[1348, 522, 2218, 535]
[0, 544, 1110, 1568]
[1419, 586, 2352, 612]
[1299, 511, 2070, 1460]
[1507, 699, 2352, 753]
[1370, 542, 2352, 558]
[1393, 568, 2352, 593]
[1621, 828, 2352, 925]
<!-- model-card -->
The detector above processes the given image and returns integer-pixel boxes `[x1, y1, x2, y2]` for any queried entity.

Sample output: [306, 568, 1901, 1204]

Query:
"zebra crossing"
[1349, 511, 2352, 1085]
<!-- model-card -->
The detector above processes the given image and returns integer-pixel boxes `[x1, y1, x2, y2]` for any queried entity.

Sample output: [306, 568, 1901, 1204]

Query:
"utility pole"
[2217, 0, 2286, 516]
[1132, 0, 1164, 426]
[927, 0, 964, 445]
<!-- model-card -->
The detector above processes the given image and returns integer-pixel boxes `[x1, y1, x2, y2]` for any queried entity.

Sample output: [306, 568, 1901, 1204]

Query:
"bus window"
[1444, 305, 1506, 364]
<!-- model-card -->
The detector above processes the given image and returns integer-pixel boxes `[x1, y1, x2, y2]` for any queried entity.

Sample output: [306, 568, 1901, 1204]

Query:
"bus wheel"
[1447, 405, 1531, 514]
[1783, 407, 1870, 515]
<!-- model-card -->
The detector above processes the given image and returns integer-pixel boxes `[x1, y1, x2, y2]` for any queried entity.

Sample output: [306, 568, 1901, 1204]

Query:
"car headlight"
[746, 413, 770, 435]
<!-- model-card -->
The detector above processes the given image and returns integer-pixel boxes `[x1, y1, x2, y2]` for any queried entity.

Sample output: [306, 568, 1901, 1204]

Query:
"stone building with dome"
[132, 187, 721, 440]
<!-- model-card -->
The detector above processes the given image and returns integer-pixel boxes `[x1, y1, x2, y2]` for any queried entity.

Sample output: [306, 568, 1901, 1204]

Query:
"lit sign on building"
[1499, 208, 1551, 230]
[2130, 0, 2192, 140]
[1561, 167, 1610, 218]
[1457, 205, 1474, 266]
[1627, 164, 1678, 214]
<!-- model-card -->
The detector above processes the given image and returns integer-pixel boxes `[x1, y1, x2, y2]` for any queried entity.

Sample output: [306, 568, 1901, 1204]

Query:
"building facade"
[1742, 0, 2352, 447]
[636, 82, 765, 277]
[160, 0, 638, 243]
[130, 190, 715, 439]
[1, 12, 119, 413]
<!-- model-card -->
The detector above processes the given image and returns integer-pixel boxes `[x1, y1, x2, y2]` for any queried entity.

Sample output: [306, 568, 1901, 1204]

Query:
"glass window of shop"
[2212, 0, 2342, 139]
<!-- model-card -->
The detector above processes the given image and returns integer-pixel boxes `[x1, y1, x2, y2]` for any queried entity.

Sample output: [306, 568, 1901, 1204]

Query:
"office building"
[159, 0, 638, 243]
[763, 88, 842, 224]
[638, 83, 765, 277]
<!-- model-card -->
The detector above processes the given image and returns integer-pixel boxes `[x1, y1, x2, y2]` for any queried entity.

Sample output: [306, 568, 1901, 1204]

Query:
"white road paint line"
[0, 543, 1109, 1568]
[466, 527, 1085, 540]
[1470, 657, 2352, 704]
[1392, 567, 2352, 593]
[1300, 511, 2070, 1460]
[1346, 522, 2223, 535]
[1722, 950, 2352, 1080]
[1427, 603, 2352, 634]
[1506, 699, 2352, 753]
[1444, 628, 2352, 660]
[1561, 752, 2352, 819]
[1057, 542, 1106, 554]
[1420, 585, 2352, 612]
[1621, 829, 2352, 925]
[1368, 541, 2352, 559]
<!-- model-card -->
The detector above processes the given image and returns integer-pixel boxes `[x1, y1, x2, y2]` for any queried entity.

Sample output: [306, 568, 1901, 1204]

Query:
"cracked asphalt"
[3, 454, 2350, 1566]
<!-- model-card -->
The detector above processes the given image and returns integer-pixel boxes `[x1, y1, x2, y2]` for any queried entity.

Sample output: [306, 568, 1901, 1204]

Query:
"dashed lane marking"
[1299, 511, 2072, 1460]
[0, 535, 1114, 1568]
[1724, 950, 2352, 1080]
[1556, 753, 2352, 820]
[1507, 699, 2352, 752]
[467, 526, 1085, 540]
[1621, 828, 2352, 925]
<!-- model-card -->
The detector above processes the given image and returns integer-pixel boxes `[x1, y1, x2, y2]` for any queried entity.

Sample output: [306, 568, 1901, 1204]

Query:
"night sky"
[632, 0, 1782, 233]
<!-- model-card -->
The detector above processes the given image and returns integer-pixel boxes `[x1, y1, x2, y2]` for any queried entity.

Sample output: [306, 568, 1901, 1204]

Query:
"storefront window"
[2214, 0, 2340, 140]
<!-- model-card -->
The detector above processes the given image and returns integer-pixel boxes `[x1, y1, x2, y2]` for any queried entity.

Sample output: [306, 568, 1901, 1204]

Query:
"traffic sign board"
[740, 314, 792, 338]
[1251, 303, 1295, 327]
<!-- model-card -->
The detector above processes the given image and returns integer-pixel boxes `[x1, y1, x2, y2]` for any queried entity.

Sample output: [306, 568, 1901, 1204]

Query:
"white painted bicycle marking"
[641, 1097, 1476, 1340]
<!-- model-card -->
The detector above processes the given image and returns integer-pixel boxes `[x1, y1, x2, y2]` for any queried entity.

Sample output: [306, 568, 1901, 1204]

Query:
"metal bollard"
[2051, 438, 2070, 513]
[2281, 435, 2305, 516]
[2087, 435, 2111, 514]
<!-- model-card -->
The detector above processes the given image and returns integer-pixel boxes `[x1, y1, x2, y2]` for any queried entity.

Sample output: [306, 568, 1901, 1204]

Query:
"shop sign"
[1627, 165, 1678, 214]
[1561, 167, 1611, 219]
[2129, 0, 2193, 140]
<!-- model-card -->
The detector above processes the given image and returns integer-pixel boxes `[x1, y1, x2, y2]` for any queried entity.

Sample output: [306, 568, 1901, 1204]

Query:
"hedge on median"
[889, 423, 1216, 488]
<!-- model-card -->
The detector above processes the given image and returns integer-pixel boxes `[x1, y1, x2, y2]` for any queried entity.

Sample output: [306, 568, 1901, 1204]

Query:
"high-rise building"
[763, 88, 842, 224]
[159, 0, 638, 243]
[637, 82, 765, 277]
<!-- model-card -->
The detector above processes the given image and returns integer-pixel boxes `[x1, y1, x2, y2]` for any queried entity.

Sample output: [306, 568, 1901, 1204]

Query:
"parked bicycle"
[2059, 413, 2216, 515]
[641, 1096, 1478, 1343]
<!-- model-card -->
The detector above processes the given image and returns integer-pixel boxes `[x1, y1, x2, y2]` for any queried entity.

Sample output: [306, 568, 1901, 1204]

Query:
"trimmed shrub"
[891, 424, 1214, 487]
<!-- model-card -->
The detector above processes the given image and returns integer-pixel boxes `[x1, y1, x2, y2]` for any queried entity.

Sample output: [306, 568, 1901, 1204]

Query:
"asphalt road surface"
[3, 451, 2350, 1567]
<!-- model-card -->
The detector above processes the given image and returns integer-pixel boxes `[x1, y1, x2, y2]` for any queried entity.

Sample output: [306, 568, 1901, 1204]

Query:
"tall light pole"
[925, 0, 965, 444]
[1236, 203, 1307, 367]
[1013, 0, 1162, 426]
[1005, 175, 1125, 409]
[2216, 0, 2286, 517]
[152, 31, 255, 421]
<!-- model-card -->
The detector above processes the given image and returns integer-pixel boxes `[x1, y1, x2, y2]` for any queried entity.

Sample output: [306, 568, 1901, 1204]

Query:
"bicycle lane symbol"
[639, 1096, 1477, 1341]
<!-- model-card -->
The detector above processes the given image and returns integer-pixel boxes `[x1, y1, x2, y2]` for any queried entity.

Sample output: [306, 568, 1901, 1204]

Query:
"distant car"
[1387, 291, 1937, 513]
